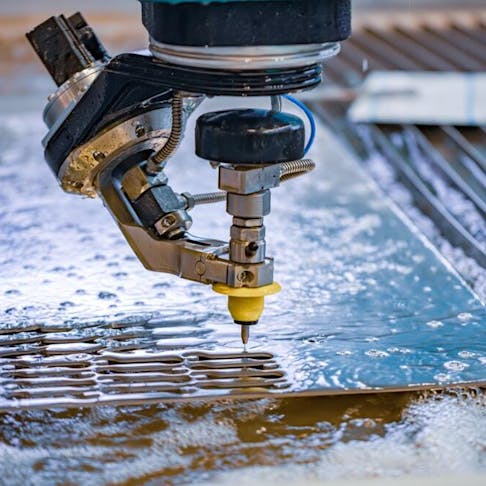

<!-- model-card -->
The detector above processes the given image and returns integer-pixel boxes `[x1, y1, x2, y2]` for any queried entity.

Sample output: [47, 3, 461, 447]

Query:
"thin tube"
[282, 94, 316, 155]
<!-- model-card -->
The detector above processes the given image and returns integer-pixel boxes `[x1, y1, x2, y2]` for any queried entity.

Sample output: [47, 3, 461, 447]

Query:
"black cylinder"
[141, 0, 351, 47]
[196, 109, 305, 164]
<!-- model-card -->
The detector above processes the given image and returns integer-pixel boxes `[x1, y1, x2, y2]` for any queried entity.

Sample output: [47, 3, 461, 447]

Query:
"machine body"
[26, 0, 351, 344]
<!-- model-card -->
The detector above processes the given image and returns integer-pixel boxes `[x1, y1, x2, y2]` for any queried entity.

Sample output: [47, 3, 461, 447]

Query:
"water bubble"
[426, 320, 443, 329]
[434, 373, 451, 382]
[365, 350, 389, 358]
[336, 350, 353, 356]
[457, 312, 473, 322]
[457, 351, 476, 359]
[444, 361, 469, 371]
[98, 291, 117, 300]
[4, 289, 21, 296]
[112, 272, 128, 278]
[59, 301, 75, 308]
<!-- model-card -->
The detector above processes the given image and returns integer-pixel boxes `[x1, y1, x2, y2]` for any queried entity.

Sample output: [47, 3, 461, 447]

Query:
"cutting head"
[25, 1, 351, 347]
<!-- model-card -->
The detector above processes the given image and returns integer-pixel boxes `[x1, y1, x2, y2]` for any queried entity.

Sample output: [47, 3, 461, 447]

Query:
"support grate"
[0, 320, 289, 410]
[318, 9, 486, 268]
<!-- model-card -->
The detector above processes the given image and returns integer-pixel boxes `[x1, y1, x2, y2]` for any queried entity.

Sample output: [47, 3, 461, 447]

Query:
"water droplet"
[434, 373, 451, 382]
[444, 360, 469, 371]
[336, 350, 353, 356]
[457, 312, 473, 322]
[426, 320, 443, 329]
[4, 289, 21, 296]
[98, 291, 117, 300]
[59, 301, 75, 308]
[458, 351, 476, 359]
[365, 349, 389, 358]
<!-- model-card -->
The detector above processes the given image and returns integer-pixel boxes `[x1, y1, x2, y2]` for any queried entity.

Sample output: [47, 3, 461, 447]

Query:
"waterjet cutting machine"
[26, 0, 351, 344]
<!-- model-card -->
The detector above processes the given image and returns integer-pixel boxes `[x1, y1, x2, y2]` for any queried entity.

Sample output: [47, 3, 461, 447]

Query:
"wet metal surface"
[0, 95, 485, 410]
[0, 5, 485, 484]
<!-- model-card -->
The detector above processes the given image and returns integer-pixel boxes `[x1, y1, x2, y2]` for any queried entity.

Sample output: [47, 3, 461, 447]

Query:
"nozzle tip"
[241, 324, 250, 345]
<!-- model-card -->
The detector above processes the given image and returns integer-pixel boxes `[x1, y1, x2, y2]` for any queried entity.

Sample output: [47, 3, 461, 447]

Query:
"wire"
[282, 94, 316, 155]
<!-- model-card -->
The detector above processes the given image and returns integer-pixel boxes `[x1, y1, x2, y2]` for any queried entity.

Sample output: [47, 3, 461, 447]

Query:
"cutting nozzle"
[240, 324, 250, 345]
[212, 282, 281, 344]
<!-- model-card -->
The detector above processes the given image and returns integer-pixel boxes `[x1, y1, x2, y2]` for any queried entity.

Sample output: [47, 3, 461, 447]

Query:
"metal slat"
[394, 25, 485, 71]
[425, 25, 486, 65]
[403, 125, 486, 217]
[360, 27, 447, 70]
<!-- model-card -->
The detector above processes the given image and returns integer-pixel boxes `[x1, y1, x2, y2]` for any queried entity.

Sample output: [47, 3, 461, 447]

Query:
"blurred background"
[2, 0, 486, 102]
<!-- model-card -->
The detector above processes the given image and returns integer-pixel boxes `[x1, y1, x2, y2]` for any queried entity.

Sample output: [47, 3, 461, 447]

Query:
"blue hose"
[282, 94, 316, 156]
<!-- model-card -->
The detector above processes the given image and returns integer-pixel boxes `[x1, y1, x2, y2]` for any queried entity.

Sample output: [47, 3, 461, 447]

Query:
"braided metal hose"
[188, 158, 315, 207]
[147, 92, 184, 173]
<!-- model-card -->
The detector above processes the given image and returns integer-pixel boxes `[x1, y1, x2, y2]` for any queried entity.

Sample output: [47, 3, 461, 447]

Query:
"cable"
[282, 94, 316, 155]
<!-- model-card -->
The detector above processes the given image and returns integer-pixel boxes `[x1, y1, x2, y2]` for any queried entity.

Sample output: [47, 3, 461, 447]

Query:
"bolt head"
[195, 261, 206, 276]
[161, 215, 176, 227]
[135, 124, 146, 138]
[92, 151, 105, 162]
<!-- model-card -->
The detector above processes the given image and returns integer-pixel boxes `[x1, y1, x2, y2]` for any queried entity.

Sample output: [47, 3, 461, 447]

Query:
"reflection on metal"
[149, 40, 340, 70]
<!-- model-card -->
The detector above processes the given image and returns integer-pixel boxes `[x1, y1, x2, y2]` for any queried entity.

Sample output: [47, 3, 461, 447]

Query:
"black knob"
[195, 109, 305, 165]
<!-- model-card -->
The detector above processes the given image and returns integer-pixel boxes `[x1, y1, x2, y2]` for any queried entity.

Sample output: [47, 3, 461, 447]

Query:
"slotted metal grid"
[0, 317, 288, 409]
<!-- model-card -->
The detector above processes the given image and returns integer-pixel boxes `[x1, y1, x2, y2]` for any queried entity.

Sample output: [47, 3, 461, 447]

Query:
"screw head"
[135, 124, 146, 138]
[92, 151, 105, 162]
[161, 215, 176, 227]
[245, 242, 259, 256]
[237, 271, 253, 283]
[195, 260, 206, 276]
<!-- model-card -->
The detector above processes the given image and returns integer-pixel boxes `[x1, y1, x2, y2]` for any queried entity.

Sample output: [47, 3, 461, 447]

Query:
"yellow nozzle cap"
[212, 282, 281, 323]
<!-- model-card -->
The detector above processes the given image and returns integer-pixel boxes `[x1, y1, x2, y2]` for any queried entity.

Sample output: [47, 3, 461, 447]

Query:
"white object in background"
[348, 71, 486, 126]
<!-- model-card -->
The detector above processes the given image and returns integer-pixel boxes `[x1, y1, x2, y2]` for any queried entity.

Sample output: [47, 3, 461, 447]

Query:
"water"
[0, 390, 484, 484]
[0, 96, 485, 481]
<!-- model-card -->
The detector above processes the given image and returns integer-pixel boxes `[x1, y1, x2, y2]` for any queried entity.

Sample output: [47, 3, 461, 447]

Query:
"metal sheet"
[348, 71, 486, 126]
[0, 99, 485, 411]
